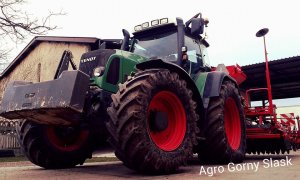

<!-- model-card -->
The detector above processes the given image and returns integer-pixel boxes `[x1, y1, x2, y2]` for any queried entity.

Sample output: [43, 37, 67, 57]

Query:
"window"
[132, 31, 178, 62]
[200, 44, 210, 67]
[185, 36, 203, 74]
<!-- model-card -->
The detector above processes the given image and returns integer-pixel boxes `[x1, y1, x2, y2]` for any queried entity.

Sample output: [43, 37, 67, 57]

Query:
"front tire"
[107, 69, 198, 174]
[17, 120, 94, 169]
[197, 80, 246, 163]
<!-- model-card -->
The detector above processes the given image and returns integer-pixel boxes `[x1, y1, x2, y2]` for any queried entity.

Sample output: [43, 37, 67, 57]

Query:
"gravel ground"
[0, 151, 299, 180]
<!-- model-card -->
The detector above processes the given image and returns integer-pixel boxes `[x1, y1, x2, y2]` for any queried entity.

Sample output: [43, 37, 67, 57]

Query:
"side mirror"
[121, 29, 130, 51]
[191, 18, 204, 36]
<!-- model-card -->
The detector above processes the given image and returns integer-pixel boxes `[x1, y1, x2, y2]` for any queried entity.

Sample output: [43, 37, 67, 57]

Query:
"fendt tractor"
[0, 13, 246, 174]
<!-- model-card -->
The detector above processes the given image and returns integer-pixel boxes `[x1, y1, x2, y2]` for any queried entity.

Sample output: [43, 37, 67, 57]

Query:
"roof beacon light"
[203, 17, 209, 27]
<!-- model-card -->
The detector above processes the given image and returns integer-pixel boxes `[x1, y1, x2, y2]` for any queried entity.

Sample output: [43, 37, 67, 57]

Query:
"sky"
[7, 0, 300, 107]
[16, 0, 300, 66]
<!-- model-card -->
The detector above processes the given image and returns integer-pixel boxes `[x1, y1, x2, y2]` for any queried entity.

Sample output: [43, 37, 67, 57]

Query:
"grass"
[86, 157, 119, 163]
[0, 156, 119, 163]
[0, 156, 28, 162]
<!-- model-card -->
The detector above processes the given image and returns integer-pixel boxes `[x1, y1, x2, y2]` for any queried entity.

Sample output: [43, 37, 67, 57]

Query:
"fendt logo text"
[81, 56, 96, 63]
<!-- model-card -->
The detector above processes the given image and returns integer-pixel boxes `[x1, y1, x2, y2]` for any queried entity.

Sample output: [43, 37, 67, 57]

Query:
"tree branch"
[0, 0, 65, 70]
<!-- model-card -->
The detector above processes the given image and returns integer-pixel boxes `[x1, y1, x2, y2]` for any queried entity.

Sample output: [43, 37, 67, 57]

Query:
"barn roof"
[0, 36, 121, 79]
[240, 56, 300, 100]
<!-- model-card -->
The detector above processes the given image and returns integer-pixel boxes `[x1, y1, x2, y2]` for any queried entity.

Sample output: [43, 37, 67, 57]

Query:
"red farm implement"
[221, 28, 300, 154]
[280, 114, 300, 150]
[219, 63, 300, 154]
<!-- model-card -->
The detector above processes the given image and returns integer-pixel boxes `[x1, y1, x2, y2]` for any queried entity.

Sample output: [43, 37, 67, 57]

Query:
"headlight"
[134, 18, 173, 32]
[93, 66, 105, 77]
[141, 22, 149, 28]
[160, 18, 168, 24]
[134, 25, 142, 31]
[151, 19, 159, 26]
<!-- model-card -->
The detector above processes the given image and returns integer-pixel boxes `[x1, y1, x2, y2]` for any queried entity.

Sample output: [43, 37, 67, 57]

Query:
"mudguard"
[200, 71, 237, 109]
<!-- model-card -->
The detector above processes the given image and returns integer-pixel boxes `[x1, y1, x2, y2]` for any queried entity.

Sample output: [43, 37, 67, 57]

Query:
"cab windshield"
[132, 31, 178, 62]
[131, 31, 210, 74]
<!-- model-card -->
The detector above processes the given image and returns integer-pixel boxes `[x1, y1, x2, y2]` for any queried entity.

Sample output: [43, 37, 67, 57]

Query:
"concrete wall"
[0, 42, 90, 100]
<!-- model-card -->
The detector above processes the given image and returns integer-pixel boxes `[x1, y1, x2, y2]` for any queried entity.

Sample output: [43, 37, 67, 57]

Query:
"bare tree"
[0, 0, 64, 71]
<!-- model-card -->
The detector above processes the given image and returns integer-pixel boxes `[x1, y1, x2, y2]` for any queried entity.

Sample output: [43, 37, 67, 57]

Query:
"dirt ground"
[0, 151, 299, 180]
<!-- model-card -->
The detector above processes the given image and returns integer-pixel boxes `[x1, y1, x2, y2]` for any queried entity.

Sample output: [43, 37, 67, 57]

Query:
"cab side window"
[185, 36, 203, 74]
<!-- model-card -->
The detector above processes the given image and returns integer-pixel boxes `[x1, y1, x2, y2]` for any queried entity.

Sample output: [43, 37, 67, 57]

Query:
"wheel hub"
[47, 126, 89, 151]
[149, 111, 169, 132]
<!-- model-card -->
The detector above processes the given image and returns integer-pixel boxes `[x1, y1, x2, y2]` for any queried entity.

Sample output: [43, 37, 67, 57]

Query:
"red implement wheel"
[107, 69, 198, 174]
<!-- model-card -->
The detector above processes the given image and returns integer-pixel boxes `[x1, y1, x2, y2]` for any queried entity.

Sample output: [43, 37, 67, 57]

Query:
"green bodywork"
[91, 49, 209, 99]
[91, 50, 148, 93]
[195, 73, 208, 98]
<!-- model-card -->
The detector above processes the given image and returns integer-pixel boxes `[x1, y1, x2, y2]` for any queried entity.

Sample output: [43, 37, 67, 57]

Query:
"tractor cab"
[122, 14, 211, 76]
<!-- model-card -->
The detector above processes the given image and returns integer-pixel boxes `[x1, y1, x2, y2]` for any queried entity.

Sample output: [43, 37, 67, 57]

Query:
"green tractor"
[0, 13, 246, 174]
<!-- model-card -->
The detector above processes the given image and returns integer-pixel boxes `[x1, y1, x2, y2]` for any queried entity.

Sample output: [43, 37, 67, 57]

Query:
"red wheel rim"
[224, 97, 241, 150]
[147, 91, 186, 151]
[46, 127, 89, 151]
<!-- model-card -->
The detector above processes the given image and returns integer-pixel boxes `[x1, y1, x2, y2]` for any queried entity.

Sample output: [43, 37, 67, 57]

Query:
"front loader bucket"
[0, 70, 89, 126]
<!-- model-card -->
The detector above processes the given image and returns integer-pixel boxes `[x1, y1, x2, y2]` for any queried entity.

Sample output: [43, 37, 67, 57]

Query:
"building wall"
[276, 105, 300, 117]
[0, 42, 90, 100]
[0, 41, 92, 150]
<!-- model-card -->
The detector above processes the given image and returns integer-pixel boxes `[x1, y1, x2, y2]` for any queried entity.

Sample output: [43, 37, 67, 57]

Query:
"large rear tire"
[17, 120, 94, 169]
[197, 80, 246, 163]
[107, 69, 198, 174]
